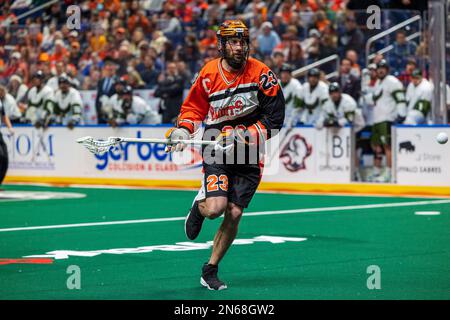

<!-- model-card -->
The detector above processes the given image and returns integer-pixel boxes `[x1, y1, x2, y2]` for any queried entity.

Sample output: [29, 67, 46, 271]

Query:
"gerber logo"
[95, 131, 172, 171]
[210, 95, 248, 120]
[280, 134, 312, 172]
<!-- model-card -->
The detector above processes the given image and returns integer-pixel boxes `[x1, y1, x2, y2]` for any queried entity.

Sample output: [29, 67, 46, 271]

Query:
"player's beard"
[224, 44, 248, 70]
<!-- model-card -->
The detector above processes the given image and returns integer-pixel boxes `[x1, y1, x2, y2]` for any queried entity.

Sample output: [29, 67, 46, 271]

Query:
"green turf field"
[0, 184, 449, 300]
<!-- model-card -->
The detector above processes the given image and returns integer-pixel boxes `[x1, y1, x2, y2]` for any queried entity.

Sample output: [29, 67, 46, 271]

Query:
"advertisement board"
[1, 125, 352, 184]
[395, 125, 450, 186]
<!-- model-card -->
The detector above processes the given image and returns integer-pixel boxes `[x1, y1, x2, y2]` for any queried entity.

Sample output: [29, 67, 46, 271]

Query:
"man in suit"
[95, 58, 118, 124]
[331, 58, 361, 102]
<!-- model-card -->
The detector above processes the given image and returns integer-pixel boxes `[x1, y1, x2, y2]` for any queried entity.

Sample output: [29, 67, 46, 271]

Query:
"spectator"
[136, 56, 158, 89]
[68, 41, 82, 66]
[176, 61, 193, 89]
[286, 41, 305, 70]
[116, 43, 133, 76]
[337, 16, 364, 57]
[95, 58, 118, 124]
[271, 12, 287, 37]
[1, 51, 26, 80]
[312, 10, 330, 33]
[271, 51, 286, 77]
[345, 49, 361, 78]
[302, 28, 321, 63]
[150, 30, 168, 55]
[46, 61, 66, 92]
[318, 32, 338, 62]
[90, 25, 107, 53]
[257, 21, 281, 57]
[330, 58, 361, 101]
[389, 30, 418, 74]
[397, 59, 417, 87]
[129, 28, 146, 57]
[127, 9, 152, 34]
[154, 62, 184, 124]
[199, 28, 218, 55]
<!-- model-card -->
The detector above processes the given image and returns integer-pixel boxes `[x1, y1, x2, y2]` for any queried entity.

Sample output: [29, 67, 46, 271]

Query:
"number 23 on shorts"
[206, 174, 229, 192]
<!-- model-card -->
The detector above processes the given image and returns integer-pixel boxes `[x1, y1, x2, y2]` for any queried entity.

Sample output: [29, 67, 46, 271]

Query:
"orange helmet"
[216, 20, 250, 69]
[217, 20, 249, 39]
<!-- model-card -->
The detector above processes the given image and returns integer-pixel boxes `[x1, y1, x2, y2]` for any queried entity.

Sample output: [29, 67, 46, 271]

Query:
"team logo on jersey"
[202, 77, 211, 93]
[280, 134, 312, 172]
[210, 95, 249, 120]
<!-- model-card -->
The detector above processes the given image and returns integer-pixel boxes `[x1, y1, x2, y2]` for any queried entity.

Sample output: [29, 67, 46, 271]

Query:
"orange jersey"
[178, 57, 285, 140]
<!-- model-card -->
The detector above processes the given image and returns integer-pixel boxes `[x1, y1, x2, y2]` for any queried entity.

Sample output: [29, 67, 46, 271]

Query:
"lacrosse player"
[298, 68, 329, 125]
[109, 85, 161, 127]
[53, 74, 84, 129]
[316, 82, 365, 132]
[165, 20, 285, 290]
[279, 63, 303, 127]
[24, 70, 55, 128]
[404, 69, 433, 125]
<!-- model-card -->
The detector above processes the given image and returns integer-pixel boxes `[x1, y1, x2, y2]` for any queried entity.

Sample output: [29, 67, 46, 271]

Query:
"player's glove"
[165, 127, 190, 152]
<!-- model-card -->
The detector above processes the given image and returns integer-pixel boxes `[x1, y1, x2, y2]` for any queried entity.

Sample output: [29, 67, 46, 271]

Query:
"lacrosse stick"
[76, 136, 220, 155]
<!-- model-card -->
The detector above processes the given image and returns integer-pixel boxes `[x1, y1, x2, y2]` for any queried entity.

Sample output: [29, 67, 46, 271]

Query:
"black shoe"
[201, 263, 227, 291]
[185, 200, 205, 240]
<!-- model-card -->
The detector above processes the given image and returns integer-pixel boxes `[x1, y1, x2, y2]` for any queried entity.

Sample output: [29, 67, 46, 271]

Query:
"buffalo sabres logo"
[280, 134, 312, 172]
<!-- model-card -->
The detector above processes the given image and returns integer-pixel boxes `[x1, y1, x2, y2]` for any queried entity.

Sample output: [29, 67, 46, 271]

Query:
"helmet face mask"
[217, 20, 250, 70]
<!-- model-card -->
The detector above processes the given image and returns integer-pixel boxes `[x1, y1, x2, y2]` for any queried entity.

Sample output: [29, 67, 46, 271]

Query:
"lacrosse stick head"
[76, 136, 122, 155]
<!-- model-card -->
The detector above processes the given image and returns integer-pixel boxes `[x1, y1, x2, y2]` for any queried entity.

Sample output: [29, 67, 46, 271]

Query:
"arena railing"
[1, 0, 59, 27]
[291, 54, 340, 80]
[365, 14, 422, 63]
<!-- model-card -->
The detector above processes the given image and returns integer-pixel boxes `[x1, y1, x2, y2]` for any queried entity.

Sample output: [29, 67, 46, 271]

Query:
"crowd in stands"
[0, 1, 440, 122]
[0, 1, 448, 182]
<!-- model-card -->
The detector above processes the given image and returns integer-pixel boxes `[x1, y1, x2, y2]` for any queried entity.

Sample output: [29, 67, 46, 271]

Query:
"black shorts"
[202, 162, 262, 209]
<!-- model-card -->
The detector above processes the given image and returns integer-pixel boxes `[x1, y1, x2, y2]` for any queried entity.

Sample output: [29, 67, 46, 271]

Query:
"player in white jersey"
[109, 85, 161, 127]
[0, 85, 22, 122]
[357, 63, 377, 181]
[25, 70, 55, 128]
[368, 59, 407, 182]
[279, 63, 303, 127]
[316, 82, 365, 131]
[100, 78, 127, 121]
[299, 68, 329, 125]
[53, 74, 84, 129]
[404, 69, 433, 125]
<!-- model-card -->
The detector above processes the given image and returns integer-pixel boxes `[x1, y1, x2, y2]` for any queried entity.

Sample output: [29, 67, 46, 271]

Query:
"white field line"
[0, 199, 449, 233]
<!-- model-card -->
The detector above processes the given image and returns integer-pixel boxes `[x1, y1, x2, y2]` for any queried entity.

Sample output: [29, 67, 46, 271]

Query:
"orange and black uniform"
[177, 57, 285, 207]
